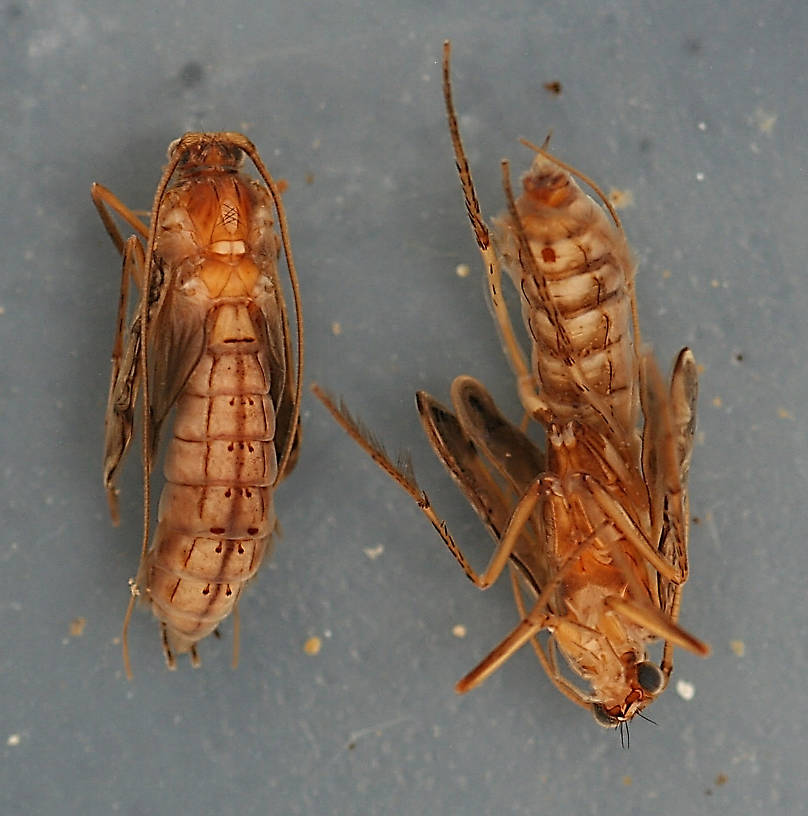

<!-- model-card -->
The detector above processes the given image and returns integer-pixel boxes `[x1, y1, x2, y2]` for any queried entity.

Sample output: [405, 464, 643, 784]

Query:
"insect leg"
[231, 601, 241, 670]
[104, 235, 146, 524]
[582, 475, 684, 583]
[90, 182, 150, 258]
[455, 519, 613, 693]
[656, 348, 699, 677]
[442, 41, 530, 383]
[509, 565, 593, 709]
[313, 384, 545, 589]
[580, 475, 709, 657]
[161, 622, 177, 671]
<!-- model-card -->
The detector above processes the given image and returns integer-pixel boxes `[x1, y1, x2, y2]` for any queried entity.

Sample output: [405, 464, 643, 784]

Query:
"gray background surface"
[1, 1, 806, 814]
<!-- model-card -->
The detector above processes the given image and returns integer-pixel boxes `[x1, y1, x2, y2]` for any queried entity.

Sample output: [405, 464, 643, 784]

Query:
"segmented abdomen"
[145, 301, 278, 655]
[498, 155, 638, 437]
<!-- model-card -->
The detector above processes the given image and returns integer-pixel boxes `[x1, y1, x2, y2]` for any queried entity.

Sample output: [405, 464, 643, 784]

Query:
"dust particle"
[777, 407, 794, 420]
[711, 396, 722, 408]
[0, 305, 5, 315]
[684, 36, 702, 54]
[730, 639, 745, 657]
[179, 61, 204, 87]
[455, 263, 470, 278]
[676, 679, 695, 701]
[276, 178, 289, 194]
[661, 269, 672, 279]
[452, 624, 467, 639]
[543, 80, 562, 95]
[331, 321, 342, 336]
[7, 734, 21, 747]
[363, 544, 384, 560]
[303, 636, 322, 656]
[715, 773, 728, 786]
[622, 776, 632, 787]
[751, 108, 777, 135]
[696, 363, 706, 375]
[305, 172, 315, 185]
[607, 188, 634, 209]
[69, 617, 86, 637]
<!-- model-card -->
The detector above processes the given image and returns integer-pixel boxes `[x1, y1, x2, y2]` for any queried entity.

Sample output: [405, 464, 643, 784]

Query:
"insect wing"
[146, 283, 207, 458]
[449, 375, 545, 493]
[416, 389, 514, 543]
[249, 297, 300, 484]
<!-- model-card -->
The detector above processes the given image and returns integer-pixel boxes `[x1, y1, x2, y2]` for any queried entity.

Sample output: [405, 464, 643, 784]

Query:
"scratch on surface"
[328, 716, 412, 763]
[704, 510, 722, 552]
[299, 719, 321, 761]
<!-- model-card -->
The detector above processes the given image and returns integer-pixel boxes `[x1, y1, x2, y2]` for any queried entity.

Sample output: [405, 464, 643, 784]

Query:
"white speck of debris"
[7, 734, 21, 747]
[456, 263, 470, 278]
[676, 679, 695, 701]
[452, 624, 467, 638]
[751, 107, 777, 135]
[697, 121, 707, 131]
[363, 545, 384, 560]
[696, 172, 705, 181]
[331, 321, 342, 336]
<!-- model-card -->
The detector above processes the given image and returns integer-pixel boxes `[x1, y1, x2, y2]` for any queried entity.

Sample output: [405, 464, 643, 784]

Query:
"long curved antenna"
[119, 140, 189, 679]
[224, 132, 304, 484]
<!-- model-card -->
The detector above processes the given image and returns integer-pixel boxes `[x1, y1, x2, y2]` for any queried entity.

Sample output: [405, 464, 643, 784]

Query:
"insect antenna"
[636, 710, 658, 726]
[311, 385, 420, 496]
[618, 720, 632, 750]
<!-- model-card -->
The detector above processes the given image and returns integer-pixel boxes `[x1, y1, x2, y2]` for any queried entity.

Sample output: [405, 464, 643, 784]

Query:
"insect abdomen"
[146, 302, 278, 655]
[500, 156, 638, 435]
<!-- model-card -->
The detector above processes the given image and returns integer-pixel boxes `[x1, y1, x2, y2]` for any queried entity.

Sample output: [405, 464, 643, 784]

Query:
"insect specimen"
[92, 132, 303, 676]
[314, 42, 708, 727]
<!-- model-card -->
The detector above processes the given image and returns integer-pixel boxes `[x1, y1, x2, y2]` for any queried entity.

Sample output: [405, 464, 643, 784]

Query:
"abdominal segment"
[144, 304, 278, 655]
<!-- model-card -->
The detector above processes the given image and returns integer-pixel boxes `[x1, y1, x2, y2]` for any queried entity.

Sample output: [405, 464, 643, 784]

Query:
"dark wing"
[450, 375, 545, 493]
[103, 313, 141, 524]
[147, 283, 207, 459]
[416, 385, 516, 544]
[657, 348, 698, 615]
[249, 291, 300, 485]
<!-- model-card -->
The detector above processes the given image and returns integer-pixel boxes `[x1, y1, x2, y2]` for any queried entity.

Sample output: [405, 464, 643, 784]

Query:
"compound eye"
[591, 704, 619, 728]
[637, 661, 665, 695]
